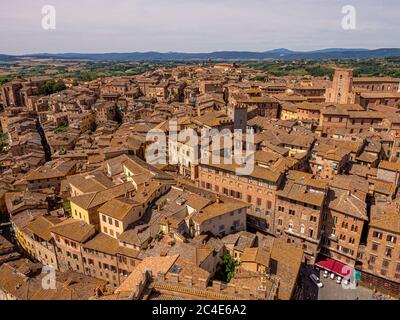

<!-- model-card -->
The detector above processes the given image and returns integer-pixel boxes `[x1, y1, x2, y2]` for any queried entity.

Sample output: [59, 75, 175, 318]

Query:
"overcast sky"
[0, 0, 398, 54]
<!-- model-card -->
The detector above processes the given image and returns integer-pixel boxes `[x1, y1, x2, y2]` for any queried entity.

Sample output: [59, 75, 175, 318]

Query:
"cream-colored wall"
[71, 202, 90, 224]
[100, 206, 143, 239]
[194, 208, 246, 237]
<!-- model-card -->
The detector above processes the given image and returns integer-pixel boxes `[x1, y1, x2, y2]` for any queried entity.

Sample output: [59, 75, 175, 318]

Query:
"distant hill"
[1, 48, 400, 61]
[0, 54, 17, 62]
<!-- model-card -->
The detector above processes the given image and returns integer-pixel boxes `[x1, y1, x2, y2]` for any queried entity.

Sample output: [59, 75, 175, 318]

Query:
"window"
[103, 226, 108, 234]
[385, 247, 392, 258]
[310, 216, 317, 222]
[278, 219, 283, 226]
[369, 255, 376, 264]
[288, 222, 293, 231]
[257, 198, 262, 206]
[300, 225, 305, 234]
[309, 229, 314, 238]
[382, 260, 390, 269]
[289, 209, 295, 216]
[373, 231, 383, 239]
[372, 243, 379, 252]
[278, 206, 284, 212]
[102, 215, 107, 223]
[115, 220, 119, 228]
[387, 235, 397, 244]
[247, 195, 252, 203]
[108, 217, 113, 225]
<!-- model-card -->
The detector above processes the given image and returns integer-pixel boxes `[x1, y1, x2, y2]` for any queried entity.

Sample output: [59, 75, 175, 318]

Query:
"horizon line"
[2, 47, 400, 56]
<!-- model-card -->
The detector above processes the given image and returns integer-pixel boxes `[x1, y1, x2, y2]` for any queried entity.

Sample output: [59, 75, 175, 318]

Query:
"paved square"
[318, 276, 374, 300]
[299, 266, 375, 300]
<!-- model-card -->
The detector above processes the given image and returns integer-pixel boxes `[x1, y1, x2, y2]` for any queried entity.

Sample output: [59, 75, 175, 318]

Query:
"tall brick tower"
[228, 104, 247, 132]
[326, 68, 355, 104]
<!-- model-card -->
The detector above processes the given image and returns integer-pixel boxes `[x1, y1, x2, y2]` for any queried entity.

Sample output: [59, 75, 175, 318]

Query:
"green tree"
[41, 80, 66, 95]
[252, 76, 266, 81]
[215, 254, 236, 283]
[0, 141, 8, 153]
[0, 78, 12, 85]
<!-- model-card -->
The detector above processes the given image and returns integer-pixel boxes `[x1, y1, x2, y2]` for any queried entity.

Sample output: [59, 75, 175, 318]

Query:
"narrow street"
[35, 117, 52, 162]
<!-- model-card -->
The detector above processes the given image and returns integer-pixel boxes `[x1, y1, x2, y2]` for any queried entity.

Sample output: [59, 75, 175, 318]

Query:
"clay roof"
[25, 161, 76, 181]
[327, 188, 367, 220]
[118, 225, 155, 247]
[270, 238, 303, 300]
[70, 181, 135, 210]
[25, 215, 62, 242]
[99, 198, 139, 221]
[116, 255, 179, 294]
[379, 160, 400, 172]
[67, 172, 114, 194]
[83, 233, 120, 255]
[241, 247, 270, 267]
[191, 198, 249, 225]
[50, 219, 95, 243]
[370, 204, 400, 233]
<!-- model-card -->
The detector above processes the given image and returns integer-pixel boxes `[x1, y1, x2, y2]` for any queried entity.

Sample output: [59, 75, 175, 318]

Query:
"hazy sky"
[0, 0, 398, 54]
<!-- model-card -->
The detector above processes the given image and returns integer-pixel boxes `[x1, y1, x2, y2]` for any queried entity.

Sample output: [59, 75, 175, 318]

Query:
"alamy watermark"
[342, 5, 356, 30]
[41, 5, 56, 30]
[146, 120, 255, 176]
[41, 265, 56, 290]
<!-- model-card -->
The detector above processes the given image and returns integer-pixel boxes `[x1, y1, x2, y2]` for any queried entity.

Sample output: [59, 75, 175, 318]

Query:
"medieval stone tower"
[227, 104, 247, 132]
[326, 68, 355, 104]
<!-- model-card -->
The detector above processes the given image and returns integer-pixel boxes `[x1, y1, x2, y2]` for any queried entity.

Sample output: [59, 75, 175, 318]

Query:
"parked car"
[323, 270, 329, 278]
[330, 273, 335, 280]
[336, 276, 342, 284]
[343, 279, 350, 286]
[309, 274, 324, 288]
